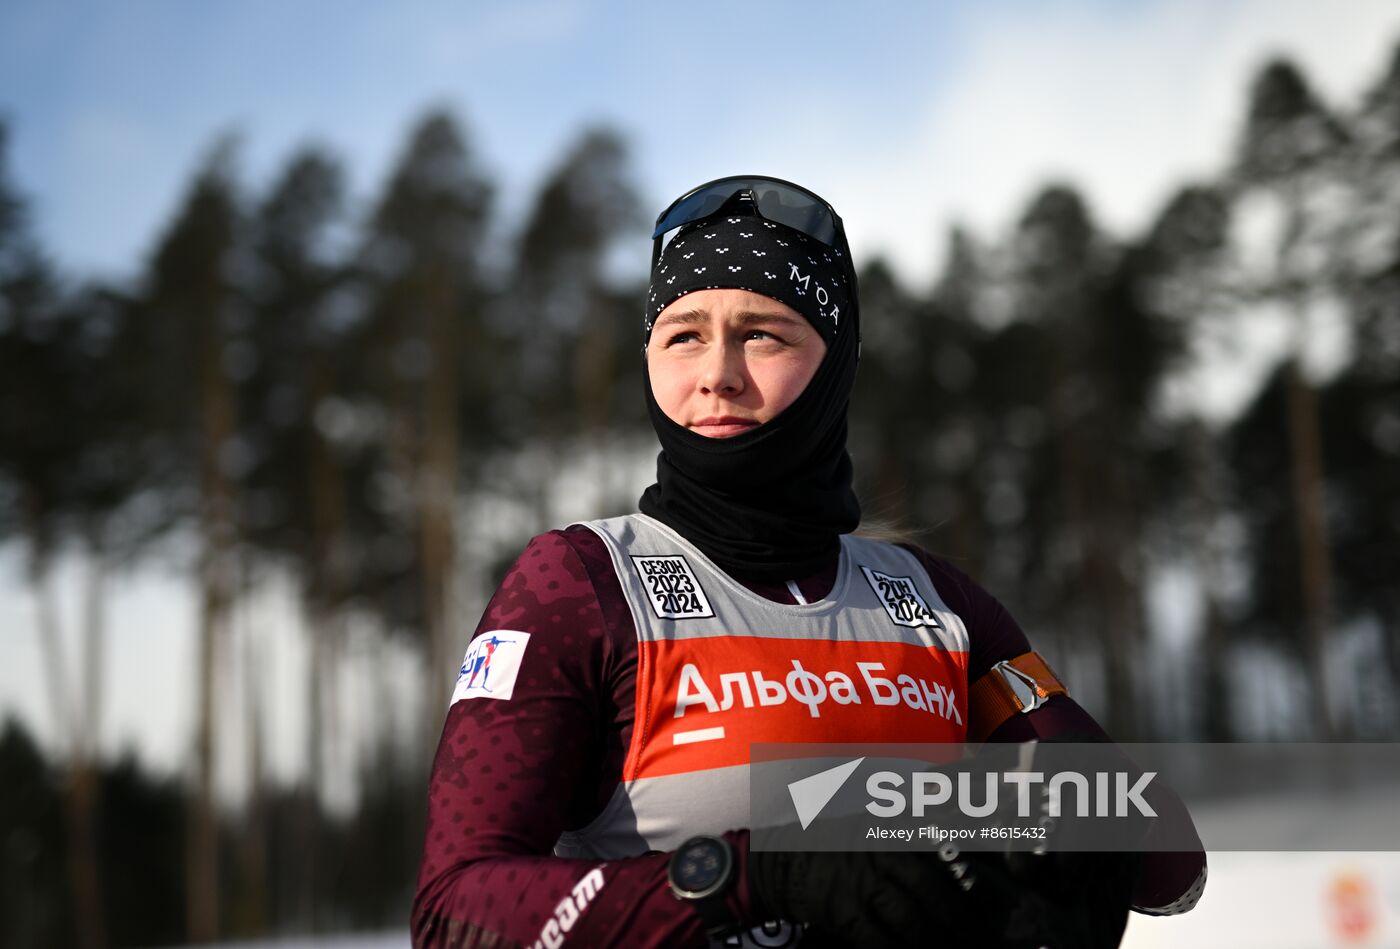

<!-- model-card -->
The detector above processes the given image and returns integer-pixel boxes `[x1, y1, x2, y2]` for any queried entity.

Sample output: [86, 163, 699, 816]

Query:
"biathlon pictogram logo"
[451, 630, 531, 705]
[859, 566, 944, 630]
[631, 555, 716, 620]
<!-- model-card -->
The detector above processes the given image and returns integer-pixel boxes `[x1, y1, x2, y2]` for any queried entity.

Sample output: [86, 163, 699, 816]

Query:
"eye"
[663, 330, 699, 347]
[745, 329, 785, 344]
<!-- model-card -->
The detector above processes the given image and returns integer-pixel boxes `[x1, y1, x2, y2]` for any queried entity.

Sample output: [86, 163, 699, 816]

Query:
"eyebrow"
[653, 308, 806, 329]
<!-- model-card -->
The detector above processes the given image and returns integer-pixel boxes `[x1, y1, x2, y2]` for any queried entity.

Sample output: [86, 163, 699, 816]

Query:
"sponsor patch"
[859, 566, 944, 630]
[451, 630, 530, 704]
[631, 636, 966, 780]
[631, 555, 716, 619]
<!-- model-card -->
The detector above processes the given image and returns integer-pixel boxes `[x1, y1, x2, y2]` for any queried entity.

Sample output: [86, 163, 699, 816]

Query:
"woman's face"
[646, 288, 827, 438]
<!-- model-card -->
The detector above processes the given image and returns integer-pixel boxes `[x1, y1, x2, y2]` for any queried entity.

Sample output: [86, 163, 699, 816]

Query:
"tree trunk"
[1271, 184, 1337, 741]
[186, 554, 226, 944]
[65, 761, 105, 949]
[235, 556, 267, 937]
[1382, 605, 1400, 736]
[188, 328, 238, 943]
[1188, 424, 1233, 741]
[1090, 498, 1142, 739]
[1049, 362, 1140, 737]
[299, 597, 328, 931]
[421, 271, 459, 727]
[1105, 495, 1145, 739]
[30, 543, 70, 764]
[67, 537, 109, 949]
[295, 344, 355, 930]
[29, 520, 109, 949]
[80, 538, 106, 757]
[1283, 357, 1336, 738]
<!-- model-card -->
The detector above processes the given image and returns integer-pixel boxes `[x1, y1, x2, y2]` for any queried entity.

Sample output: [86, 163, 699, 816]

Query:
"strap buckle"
[992, 659, 1047, 714]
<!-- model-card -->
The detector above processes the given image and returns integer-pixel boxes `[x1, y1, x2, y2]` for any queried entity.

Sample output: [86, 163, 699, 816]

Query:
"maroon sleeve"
[902, 545, 1207, 915]
[411, 529, 760, 948]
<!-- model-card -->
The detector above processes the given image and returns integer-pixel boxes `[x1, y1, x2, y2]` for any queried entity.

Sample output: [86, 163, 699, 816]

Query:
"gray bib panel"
[555, 513, 969, 860]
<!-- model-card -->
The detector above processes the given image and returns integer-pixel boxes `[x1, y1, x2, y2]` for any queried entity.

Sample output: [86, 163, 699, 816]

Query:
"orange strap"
[966, 651, 1068, 743]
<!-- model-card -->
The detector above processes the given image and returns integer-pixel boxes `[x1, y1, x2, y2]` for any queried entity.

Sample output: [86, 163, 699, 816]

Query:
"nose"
[697, 337, 745, 397]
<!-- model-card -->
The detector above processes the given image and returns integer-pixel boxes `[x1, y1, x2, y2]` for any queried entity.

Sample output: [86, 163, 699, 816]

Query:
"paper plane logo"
[787, 758, 866, 830]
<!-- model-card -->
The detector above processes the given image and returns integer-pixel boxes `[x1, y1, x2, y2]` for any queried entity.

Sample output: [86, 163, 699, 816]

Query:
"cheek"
[647, 351, 690, 418]
[754, 351, 822, 414]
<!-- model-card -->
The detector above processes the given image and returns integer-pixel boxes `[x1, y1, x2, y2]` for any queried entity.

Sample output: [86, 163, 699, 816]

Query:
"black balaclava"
[639, 201, 862, 580]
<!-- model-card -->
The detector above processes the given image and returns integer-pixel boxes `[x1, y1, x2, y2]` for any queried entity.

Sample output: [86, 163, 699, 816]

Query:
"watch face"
[673, 837, 730, 897]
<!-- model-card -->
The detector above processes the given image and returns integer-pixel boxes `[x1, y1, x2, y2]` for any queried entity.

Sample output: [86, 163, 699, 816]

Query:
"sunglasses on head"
[650, 175, 850, 272]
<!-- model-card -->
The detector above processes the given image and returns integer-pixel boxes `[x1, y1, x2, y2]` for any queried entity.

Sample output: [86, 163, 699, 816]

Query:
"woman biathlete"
[411, 176, 1206, 948]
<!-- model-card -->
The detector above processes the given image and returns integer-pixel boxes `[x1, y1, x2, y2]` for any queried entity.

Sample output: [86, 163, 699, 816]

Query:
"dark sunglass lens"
[753, 185, 836, 246]
[653, 188, 736, 238]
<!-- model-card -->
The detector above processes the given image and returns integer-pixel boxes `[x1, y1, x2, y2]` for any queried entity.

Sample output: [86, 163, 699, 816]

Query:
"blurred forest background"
[3, 41, 1400, 949]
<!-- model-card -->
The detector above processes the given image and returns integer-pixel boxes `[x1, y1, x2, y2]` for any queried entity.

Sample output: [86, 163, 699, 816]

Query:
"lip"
[690, 416, 760, 438]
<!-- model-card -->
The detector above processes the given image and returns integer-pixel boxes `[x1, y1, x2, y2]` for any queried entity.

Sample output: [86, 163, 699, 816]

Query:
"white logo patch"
[451, 630, 531, 704]
[631, 555, 716, 619]
[859, 567, 944, 629]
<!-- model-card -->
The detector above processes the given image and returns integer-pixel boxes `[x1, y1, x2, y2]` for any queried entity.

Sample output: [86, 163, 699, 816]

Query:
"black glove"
[988, 849, 1139, 948]
[748, 845, 1059, 948]
[749, 848, 958, 947]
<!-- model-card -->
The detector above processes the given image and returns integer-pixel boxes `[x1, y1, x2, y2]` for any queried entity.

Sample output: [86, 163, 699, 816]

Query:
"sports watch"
[667, 834, 741, 937]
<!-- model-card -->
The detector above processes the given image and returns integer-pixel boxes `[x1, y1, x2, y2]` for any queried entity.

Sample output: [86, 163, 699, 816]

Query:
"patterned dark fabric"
[646, 212, 852, 345]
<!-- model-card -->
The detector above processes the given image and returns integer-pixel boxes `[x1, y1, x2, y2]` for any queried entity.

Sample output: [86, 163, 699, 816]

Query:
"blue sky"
[2, 0, 970, 280]
[3, 0, 1400, 785]
[8, 0, 1397, 289]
